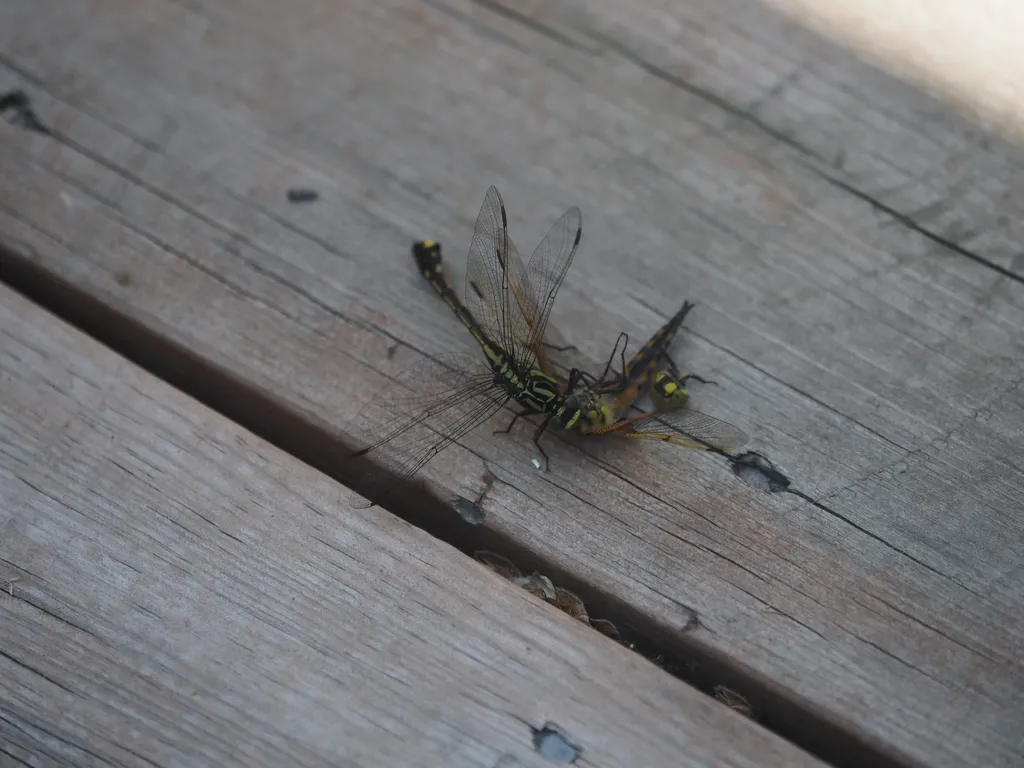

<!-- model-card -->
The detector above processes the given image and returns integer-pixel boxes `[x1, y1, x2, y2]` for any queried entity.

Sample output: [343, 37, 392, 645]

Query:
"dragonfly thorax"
[490, 359, 565, 415]
[516, 369, 562, 413]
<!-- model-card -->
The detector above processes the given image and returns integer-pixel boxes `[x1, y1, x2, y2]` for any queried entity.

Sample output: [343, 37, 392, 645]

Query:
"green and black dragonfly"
[350, 187, 747, 506]
[348, 186, 592, 507]
[413, 236, 721, 426]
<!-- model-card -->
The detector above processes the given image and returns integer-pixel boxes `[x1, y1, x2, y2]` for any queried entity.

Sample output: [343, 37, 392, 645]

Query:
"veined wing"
[415, 236, 559, 377]
[464, 186, 536, 367]
[515, 199, 582, 373]
[464, 187, 582, 375]
[489, 215, 574, 378]
[584, 407, 748, 453]
[348, 352, 511, 507]
[469, 219, 569, 377]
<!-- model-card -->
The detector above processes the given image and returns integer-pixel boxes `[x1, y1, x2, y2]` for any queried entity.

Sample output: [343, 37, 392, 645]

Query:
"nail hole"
[530, 722, 580, 764]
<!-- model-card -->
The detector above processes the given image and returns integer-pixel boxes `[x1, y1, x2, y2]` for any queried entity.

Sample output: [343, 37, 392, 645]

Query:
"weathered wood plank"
[763, 0, 1024, 133]
[0, 284, 822, 767]
[2, 0, 1022, 766]
[553, 0, 1024, 274]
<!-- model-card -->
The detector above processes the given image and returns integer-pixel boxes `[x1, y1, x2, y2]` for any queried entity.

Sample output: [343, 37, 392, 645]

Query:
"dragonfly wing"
[464, 186, 568, 375]
[501, 230, 557, 374]
[591, 408, 748, 453]
[518, 203, 583, 372]
[463, 187, 537, 366]
[348, 352, 510, 507]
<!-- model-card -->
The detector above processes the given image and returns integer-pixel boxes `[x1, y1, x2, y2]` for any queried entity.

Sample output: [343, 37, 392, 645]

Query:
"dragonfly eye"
[557, 395, 582, 428]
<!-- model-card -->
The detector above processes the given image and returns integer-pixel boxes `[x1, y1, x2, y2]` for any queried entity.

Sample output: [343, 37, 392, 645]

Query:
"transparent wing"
[464, 216, 575, 378]
[503, 228, 557, 376]
[347, 352, 510, 507]
[464, 187, 582, 375]
[587, 408, 748, 453]
[516, 202, 582, 372]
[464, 186, 536, 366]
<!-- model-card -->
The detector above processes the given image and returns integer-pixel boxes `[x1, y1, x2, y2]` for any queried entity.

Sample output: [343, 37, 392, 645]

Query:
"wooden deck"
[1, 1, 1022, 766]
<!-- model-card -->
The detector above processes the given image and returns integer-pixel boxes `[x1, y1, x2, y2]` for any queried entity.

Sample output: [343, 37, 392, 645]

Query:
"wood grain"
[0, 283, 823, 767]
[765, 0, 1024, 133]
[1, 0, 1023, 765]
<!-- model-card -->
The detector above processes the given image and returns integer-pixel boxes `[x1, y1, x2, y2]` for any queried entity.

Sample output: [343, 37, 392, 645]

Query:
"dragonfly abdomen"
[414, 240, 505, 361]
[624, 301, 694, 384]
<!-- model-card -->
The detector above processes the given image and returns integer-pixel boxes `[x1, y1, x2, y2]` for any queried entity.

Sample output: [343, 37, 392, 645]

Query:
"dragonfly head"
[651, 371, 690, 409]
[556, 394, 583, 429]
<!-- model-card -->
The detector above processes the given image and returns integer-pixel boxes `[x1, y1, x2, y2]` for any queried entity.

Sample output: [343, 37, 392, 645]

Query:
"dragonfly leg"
[680, 373, 717, 387]
[662, 352, 717, 387]
[661, 351, 682, 376]
[614, 333, 629, 386]
[570, 334, 630, 394]
[494, 409, 532, 436]
[578, 368, 620, 392]
[543, 341, 577, 353]
[593, 331, 630, 390]
[563, 367, 586, 395]
[531, 413, 554, 471]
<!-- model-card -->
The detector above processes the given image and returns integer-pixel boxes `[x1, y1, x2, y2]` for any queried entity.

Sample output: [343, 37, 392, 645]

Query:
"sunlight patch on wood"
[765, 0, 1024, 137]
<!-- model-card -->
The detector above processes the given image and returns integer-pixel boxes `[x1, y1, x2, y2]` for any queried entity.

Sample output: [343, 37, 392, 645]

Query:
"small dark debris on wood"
[473, 550, 687, 665]
[474, 549, 753, 725]
[730, 451, 790, 492]
[518, 571, 557, 600]
[0, 89, 50, 135]
[450, 470, 494, 523]
[451, 494, 486, 524]
[713, 685, 755, 719]
[552, 586, 588, 622]
[474, 551, 594, 627]
[474, 550, 520, 581]
[589, 617, 621, 640]
[286, 188, 320, 203]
